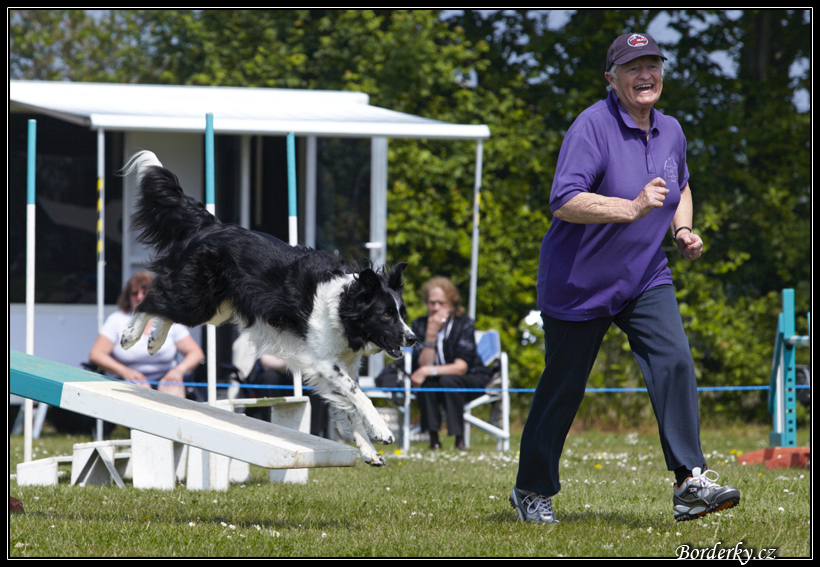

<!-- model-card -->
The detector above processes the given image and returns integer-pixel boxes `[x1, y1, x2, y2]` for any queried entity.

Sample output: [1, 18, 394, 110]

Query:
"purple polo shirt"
[537, 90, 690, 321]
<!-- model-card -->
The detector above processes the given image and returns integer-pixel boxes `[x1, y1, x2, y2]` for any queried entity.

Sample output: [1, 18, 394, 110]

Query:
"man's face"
[606, 56, 664, 117]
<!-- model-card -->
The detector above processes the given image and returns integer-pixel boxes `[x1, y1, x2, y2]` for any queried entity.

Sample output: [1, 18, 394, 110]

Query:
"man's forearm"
[553, 192, 638, 224]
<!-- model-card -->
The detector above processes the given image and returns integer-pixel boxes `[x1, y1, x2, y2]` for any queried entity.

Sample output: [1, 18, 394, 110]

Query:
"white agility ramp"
[10, 350, 358, 471]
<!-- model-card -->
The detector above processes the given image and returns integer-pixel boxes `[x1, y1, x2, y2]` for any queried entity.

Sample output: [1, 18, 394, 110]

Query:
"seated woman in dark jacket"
[408, 276, 492, 450]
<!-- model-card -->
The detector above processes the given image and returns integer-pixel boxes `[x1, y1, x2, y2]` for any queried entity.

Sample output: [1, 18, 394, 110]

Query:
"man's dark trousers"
[515, 285, 705, 497]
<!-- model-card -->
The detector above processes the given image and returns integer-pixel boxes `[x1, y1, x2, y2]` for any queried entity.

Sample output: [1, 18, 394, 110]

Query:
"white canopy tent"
[10, 81, 490, 140]
[10, 80, 490, 380]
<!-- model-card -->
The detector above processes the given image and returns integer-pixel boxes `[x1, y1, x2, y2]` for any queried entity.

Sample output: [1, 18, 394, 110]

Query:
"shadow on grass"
[485, 508, 666, 529]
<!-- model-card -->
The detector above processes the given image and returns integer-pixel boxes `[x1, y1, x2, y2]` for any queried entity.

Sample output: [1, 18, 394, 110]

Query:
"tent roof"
[10, 80, 490, 140]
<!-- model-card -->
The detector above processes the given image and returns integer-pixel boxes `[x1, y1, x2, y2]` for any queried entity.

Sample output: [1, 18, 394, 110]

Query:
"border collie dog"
[121, 151, 417, 466]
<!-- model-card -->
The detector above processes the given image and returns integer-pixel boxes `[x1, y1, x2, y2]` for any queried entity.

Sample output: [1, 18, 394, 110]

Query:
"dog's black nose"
[406, 331, 420, 345]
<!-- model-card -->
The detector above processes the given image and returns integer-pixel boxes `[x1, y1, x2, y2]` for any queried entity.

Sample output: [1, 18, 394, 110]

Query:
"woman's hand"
[122, 368, 150, 387]
[426, 307, 452, 335]
[410, 366, 432, 386]
[160, 367, 185, 384]
[157, 366, 186, 396]
[90, 334, 150, 386]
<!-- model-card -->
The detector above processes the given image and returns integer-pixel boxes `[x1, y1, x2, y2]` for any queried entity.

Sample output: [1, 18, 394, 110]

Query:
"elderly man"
[510, 33, 740, 524]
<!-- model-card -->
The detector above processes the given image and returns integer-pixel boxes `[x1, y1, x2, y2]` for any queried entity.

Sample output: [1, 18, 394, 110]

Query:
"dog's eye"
[383, 312, 392, 319]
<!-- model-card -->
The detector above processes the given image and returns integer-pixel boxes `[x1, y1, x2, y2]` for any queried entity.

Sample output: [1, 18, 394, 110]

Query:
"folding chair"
[462, 330, 510, 451]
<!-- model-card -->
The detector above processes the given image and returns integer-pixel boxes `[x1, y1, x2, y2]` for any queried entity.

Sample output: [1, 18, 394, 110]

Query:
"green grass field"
[9, 424, 810, 558]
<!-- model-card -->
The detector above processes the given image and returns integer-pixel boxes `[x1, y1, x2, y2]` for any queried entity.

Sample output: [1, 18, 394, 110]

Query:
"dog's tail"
[123, 150, 219, 253]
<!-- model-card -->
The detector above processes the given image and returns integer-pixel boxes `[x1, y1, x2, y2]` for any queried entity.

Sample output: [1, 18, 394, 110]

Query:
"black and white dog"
[121, 151, 417, 466]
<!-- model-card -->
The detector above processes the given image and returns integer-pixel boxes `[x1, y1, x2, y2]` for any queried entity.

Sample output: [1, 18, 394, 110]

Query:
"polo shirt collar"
[607, 90, 659, 134]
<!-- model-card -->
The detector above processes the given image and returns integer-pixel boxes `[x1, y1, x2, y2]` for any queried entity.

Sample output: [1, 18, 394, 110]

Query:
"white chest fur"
[240, 275, 365, 371]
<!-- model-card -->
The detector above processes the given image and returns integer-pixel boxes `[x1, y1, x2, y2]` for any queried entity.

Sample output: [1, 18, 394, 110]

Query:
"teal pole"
[205, 114, 216, 407]
[27, 120, 36, 205]
[769, 289, 802, 448]
[206, 114, 215, 209]
[287, 132, 297, 245]
[780, 289, 797, 447]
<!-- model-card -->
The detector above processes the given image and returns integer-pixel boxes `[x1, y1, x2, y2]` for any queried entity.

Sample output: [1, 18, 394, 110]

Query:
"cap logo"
[627, 34, 649, 48]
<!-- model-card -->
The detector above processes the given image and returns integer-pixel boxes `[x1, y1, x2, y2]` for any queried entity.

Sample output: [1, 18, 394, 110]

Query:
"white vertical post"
[368, 137, 388, 378]
[369, 137, 388, 269]
[240, 135, 251, 229]
[305, 136, 317, 248]
[24, 119, 36, 463]
[254, 137, 263, 228]
[468, 140, 483, 321]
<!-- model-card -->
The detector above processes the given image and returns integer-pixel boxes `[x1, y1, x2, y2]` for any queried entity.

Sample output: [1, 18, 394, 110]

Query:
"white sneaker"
[673, 467, 741, 521]
[509, 487, 558, 524]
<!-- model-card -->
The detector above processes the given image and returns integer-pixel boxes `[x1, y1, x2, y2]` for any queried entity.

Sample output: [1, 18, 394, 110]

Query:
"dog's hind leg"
[329, 405, 386, 466]
[147, 316, 173, 355]
[120, 312, 152, 350]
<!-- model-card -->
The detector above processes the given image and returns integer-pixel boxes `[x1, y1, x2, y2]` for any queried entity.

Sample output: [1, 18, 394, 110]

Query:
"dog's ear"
[387, 262, 408, 291]
[352, 268, 383, 294]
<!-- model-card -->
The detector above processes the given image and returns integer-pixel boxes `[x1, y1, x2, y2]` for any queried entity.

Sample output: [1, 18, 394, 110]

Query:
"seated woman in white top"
[89, 271, 204, 397]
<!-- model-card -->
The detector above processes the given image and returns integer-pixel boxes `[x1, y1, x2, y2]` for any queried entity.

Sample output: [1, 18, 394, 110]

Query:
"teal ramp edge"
[10, 350, 114, 407]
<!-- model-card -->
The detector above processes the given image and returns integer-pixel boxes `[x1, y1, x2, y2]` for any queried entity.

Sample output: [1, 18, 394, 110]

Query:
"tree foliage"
[10, 9, 810, 422]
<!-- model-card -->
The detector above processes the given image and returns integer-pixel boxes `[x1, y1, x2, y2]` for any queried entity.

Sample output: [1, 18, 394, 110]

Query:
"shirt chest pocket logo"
[663, 157, 679, 184]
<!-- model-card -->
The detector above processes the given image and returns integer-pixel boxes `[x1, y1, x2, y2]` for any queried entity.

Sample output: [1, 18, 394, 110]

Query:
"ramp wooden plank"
[10, 351, 358, 470]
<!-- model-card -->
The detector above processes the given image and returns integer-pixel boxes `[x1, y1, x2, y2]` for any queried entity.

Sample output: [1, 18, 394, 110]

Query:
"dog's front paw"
[361, 449, 387, 467]
[369, 427, 394, 446]
[120, 326, 140, 350]
[365, 416, 395, 446]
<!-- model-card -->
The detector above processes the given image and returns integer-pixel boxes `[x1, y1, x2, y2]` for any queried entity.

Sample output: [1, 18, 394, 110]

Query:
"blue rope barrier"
[117, 380, 803, 394]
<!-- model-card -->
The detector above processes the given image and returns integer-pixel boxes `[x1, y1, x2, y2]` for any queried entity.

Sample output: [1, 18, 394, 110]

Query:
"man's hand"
[632, 177, 668, 220]
[675, 229, 703, 261]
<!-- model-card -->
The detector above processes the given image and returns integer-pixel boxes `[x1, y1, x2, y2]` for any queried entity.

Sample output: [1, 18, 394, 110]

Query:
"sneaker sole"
[674, 495, 740, 522]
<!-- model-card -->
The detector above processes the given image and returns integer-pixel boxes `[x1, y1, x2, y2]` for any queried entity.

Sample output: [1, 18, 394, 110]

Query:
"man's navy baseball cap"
[605, 33, 667, 70]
